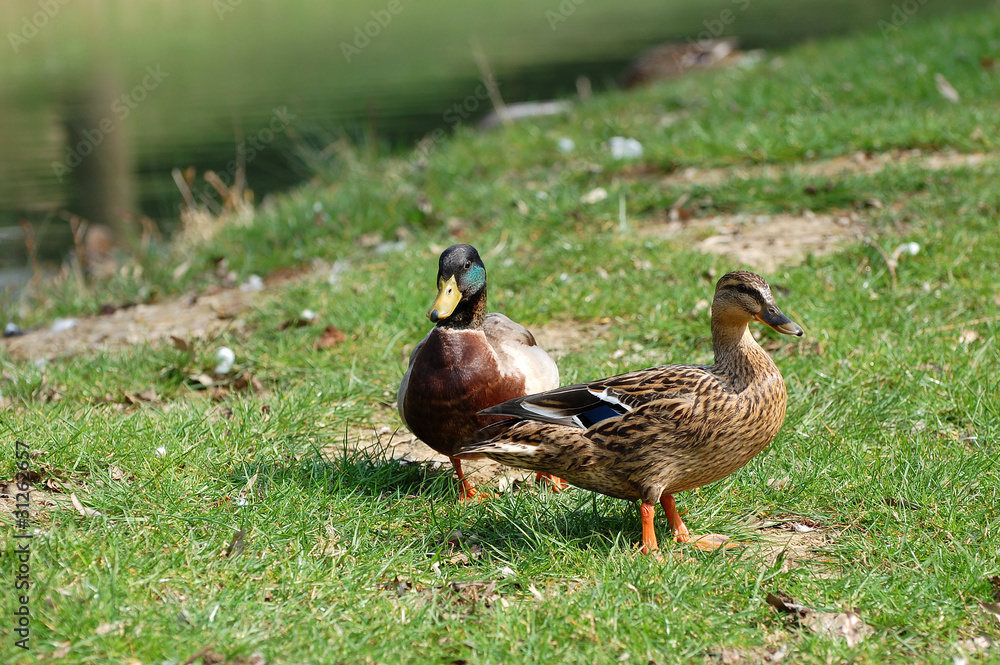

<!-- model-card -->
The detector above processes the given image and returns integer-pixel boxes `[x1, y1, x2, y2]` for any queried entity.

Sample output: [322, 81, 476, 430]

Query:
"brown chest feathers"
[403, 329, 526, 457]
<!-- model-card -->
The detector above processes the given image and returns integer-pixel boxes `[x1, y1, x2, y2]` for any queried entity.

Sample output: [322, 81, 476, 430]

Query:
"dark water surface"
[0, 0, 991, 284]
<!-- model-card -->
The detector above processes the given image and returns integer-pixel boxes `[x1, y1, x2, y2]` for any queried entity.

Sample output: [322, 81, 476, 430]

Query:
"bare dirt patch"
[334, 418, 539, 492]
[660, 150, 996, 187]
[639, 211, 865, 273]
[0, 452, 103, 526]
[4, 287, 256, 361]
[631, 150, 997, 273]
[744, 519, 842, 574]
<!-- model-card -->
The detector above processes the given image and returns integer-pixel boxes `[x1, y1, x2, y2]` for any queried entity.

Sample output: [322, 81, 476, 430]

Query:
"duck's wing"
[482, 313, 560, 394]
[480, 364, 704, 430]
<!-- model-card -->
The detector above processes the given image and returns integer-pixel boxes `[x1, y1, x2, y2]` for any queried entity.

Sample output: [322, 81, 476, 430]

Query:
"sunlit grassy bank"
[2, 9, 999, 664]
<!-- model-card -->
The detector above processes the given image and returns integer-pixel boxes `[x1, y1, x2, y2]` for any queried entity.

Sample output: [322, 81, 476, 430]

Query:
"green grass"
[3, 9, 1000, 664]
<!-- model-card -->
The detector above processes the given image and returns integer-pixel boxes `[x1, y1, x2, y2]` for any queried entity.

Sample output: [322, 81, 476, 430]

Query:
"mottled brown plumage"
[618, 38, 739, 89]
[398, 244, 560, 499]
[459, 271, 803, 551]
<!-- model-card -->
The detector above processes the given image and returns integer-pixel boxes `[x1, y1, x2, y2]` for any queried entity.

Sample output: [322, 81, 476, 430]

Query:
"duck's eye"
[464, 260, 472, 270]
[767, 306, 777, 315]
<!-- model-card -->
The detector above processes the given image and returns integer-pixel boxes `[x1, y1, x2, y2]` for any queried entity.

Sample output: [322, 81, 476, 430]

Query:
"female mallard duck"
[398, 244, 563, 500]
[458, 271, 803, 551]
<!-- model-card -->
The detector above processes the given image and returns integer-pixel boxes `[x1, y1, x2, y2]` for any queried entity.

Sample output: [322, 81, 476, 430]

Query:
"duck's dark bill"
[757, 307, 804, 336]
[428, 275, 461, 322]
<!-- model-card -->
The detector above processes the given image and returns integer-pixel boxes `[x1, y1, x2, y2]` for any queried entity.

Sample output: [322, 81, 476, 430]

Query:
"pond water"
[0, 0, 991, 285]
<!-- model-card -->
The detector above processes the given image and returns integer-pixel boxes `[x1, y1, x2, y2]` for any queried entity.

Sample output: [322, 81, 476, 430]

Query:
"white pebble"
[240, 274, 264, 292]
[557, 137, 575, 153]
[609, 136, 643, 160]
[155, 446, 167, 457]
[214, 347, 236, 374]
[906, 242, 920, 256]
[300, 309, 317, 322]
[580, 187, 608, 204]
[51, 318, 78, 333]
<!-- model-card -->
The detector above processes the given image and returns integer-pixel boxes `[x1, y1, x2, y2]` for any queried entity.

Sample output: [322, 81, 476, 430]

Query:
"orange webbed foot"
[451, 457, 492, 502]
[659, 494, 736, 551]
[534, 472, 569, 492]
[457, 486, 494, 502]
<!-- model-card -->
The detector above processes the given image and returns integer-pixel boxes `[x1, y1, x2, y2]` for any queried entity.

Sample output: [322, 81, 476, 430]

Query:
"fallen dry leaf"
[805, 611, 867, 647]
[124, 388, 158, 404]
[42, 387, 63, 402]
[448, 580, 500, 608]
[70, 493, 102, 518]
[277, 310, 318, 330]
[766, 590, 869, 646]
[956, 635, 995, 657]
[231, 372, 263, 394]
[180, 647, 226, 665]
[981, 600, 1000, 625]
[935, 72, 961, 103]
[315, 325, 347, 349]
[188, 373, 216, 388]
[94, 621, 124, 636]
[766, 591, 809, 617]
[764, 647, 789, 662]
[767, 476, 791, 490]
[170, 335, 192, 352]
[224, 529, 247, 558]
[108, 465, 130, 482]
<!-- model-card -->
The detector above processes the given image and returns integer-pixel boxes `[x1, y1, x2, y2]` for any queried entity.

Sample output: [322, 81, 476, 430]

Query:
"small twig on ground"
[865, 239, 897, 287]
[64, 213, 90, 287]
[18, 219, 42, 283]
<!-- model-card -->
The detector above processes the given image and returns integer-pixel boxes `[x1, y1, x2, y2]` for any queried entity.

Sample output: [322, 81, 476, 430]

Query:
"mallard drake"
[458, 271, 803, 551]
[398, 244, 562, 500]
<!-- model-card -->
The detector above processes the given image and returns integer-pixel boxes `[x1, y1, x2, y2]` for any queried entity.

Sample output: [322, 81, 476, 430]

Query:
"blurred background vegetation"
[0, 0, 992, 288]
